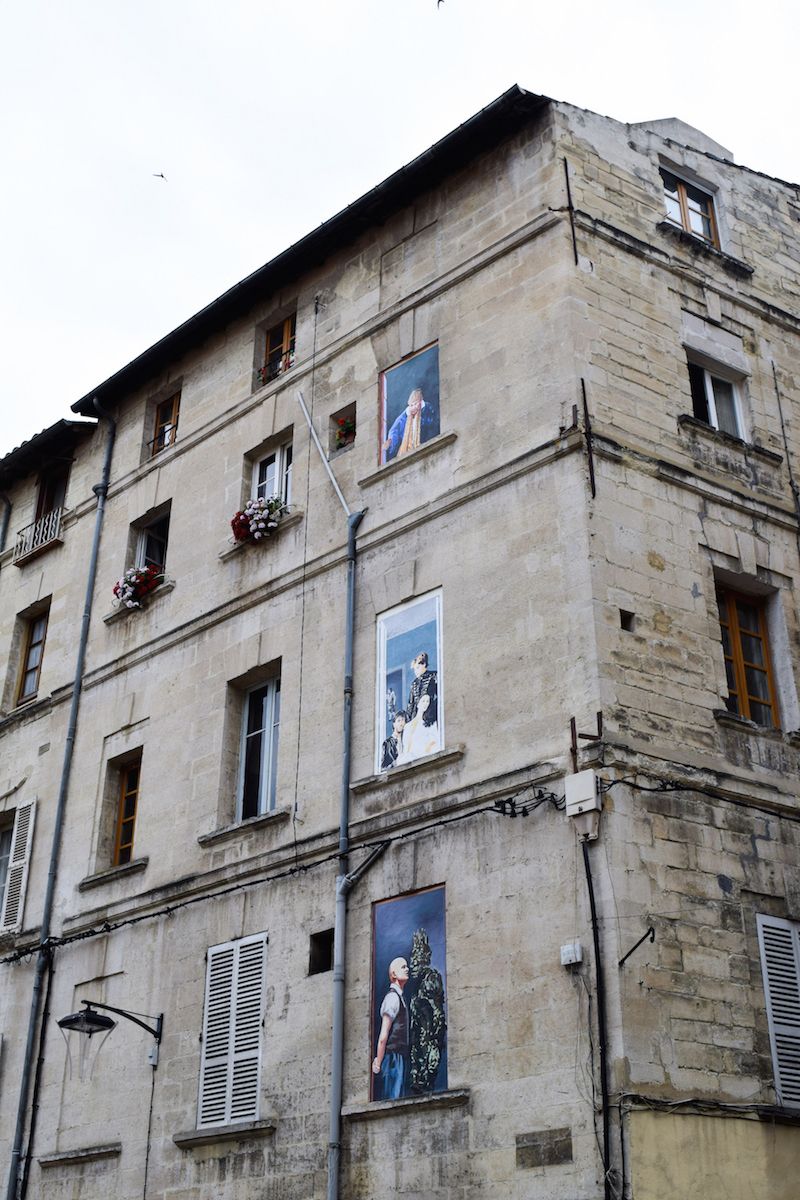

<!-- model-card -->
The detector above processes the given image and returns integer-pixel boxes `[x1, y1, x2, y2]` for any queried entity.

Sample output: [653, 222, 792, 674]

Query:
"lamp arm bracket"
[80, 1000, 163, 1042]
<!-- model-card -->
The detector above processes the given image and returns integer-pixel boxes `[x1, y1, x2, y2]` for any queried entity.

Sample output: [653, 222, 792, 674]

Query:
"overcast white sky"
[1, 0, 796, 457]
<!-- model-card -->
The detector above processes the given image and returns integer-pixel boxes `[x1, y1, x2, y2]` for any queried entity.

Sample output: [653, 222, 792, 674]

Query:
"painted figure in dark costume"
[409, 927, 446, 1093]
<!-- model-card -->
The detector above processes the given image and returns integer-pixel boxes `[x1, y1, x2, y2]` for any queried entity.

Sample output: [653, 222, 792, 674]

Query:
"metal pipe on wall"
[5, 401, 116, 1200]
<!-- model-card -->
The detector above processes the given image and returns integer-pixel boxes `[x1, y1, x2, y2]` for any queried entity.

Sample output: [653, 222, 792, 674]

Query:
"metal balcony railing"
[13, 508, 64, 563]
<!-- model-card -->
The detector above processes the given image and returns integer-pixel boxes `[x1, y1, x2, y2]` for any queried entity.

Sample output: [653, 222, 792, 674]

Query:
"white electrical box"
[564, 769, 601, 817]
[560, 941, 583, 966]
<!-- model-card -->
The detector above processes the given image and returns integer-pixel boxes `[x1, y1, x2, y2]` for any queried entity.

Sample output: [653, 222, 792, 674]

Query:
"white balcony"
[13, 508, 64, 565]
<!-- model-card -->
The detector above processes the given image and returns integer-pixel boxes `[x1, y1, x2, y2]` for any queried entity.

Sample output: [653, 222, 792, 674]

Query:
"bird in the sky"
[153, 172, 167, 181]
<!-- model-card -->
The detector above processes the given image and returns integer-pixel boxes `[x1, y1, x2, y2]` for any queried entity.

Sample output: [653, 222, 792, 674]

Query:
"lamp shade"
[58, 1007, 117, 1037]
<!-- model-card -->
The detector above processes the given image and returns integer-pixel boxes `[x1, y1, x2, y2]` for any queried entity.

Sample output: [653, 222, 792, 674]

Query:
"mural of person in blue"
[379, 343, 440, 466]
[371, 956, 410, 1099]
[382, 387, 438, 461]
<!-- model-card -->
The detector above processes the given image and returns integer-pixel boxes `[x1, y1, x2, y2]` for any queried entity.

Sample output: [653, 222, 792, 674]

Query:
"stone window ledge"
[343, 1088, 469, 1122]
[103, 579, 176, 624]
[0, 694, 53, 733]
[173, 1117, 277, 1149]
[713, 709, 784, 741]
[218, 510, 303, 561]
[198, 806, 291, 847]
[656, 221, 754, 278]
[350, 745, 465, 794]
[358, 432, 457, 488]
[78, 858, 148, 892]
[677, 415, 783, 465]
[39, 1143, 122, 1168]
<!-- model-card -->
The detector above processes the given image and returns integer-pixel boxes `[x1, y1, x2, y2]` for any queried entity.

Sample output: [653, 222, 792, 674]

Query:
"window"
[113, 755, 141, 866]
[35, 463, 70, 522]
[238, 678, 281, 820]
[0, 802, 36, 933]
[259, 314, 296, 386]
[717, 588, 779, 728]
[660, 168, 718, 246]
[255, 443, 292, 507]
[17, 608, 49, 705]
[198, 933, 267, 1128]
[757, 914, 800, 1109]
[150, 391, 180, 457]
[330, 403, 356, 454]
[687, 361, 744, 439]
[308, 929, 334, 975]
[135, 508, 170, 573]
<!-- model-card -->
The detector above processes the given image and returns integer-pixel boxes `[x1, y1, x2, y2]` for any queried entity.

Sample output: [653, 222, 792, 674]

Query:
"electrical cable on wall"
[290, 295, 324, 866]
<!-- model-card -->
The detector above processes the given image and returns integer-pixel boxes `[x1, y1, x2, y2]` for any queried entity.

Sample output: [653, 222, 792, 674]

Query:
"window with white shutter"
[757, 913, 800, 1108]
[198, 932, 267, 1128]
[1, 801, 36, 933]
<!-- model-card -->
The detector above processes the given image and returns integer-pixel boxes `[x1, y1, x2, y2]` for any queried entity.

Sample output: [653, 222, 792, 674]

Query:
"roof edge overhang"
[0, 419, 98, 490]
[72, 85, 550, 416]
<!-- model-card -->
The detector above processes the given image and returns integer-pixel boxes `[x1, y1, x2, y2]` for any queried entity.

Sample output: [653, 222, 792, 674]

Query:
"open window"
[661, 167, 718, 247]
[132, 503, 171, 574]
[149, 391, 181, 457]
[112, 752, 142, 867]
[255, 442, 292, 507]
[687, 360, 745, 439]
[16, 602, 50, 707]
[257, 313, 296, 388]
[717, 587, 780, 728]
[238, 677, 281, 820]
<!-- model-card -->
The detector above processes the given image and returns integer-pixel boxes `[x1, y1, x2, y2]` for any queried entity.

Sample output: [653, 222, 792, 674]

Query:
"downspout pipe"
[581, 837, 613, 1200]
[0, 493, 11, 556]
[5, 401, 116, 1200]
[326, 508, 365, 1200]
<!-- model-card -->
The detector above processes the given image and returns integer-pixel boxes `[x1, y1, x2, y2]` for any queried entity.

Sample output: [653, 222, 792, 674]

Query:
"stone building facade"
[1, 86, 799, 1199]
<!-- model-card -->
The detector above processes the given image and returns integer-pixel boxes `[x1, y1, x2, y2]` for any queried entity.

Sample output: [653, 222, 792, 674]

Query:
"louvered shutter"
[198, 933, 267, 1127]
[757, 914, 800, 1108]
[1, 801, 36, 932]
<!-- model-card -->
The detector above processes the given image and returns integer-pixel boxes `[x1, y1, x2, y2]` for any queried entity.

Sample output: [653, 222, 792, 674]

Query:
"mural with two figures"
[371, 885, 448, 1101]
[376, 591, 443, 774]
[379, 343, 440, 465]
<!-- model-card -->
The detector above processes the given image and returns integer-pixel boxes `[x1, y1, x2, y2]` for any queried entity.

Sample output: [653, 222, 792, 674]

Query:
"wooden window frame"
[661, 168, 719, 248]
[717, 587, 779, 728]
[112, 755, 141, 867]
[260, 314, 296, 386]
[16, 609, 49, 706]
[150, 391, 181, 457]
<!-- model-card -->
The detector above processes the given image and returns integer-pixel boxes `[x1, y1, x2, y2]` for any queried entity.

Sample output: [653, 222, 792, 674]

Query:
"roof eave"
[72, 85, 550, 416]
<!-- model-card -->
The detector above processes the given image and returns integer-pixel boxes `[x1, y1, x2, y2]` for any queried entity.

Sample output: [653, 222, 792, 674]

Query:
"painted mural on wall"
[379, 343, 440, 465]
[370, 885, 447, 1102]
[376, 591, 442, 774]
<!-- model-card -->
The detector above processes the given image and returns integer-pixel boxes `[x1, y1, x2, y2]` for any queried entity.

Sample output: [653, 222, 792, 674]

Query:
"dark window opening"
[309, 928, 335, 975]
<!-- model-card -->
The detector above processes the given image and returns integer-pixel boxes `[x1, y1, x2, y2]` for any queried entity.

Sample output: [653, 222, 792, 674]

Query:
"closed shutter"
[757, 914, 800, 1108]
[1, 801, 36, 932]
[198, 933, 267, 1127]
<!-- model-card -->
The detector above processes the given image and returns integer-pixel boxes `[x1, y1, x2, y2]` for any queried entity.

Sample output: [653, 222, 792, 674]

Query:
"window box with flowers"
[111, 564, 164, 610]
[230, 496, 290, 546]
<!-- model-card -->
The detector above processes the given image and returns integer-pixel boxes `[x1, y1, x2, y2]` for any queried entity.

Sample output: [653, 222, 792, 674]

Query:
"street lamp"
[58, 1001, 163, 1080]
